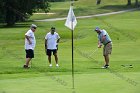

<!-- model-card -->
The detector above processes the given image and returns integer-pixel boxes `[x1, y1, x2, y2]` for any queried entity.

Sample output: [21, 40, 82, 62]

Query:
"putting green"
[0, 72, 140, 93]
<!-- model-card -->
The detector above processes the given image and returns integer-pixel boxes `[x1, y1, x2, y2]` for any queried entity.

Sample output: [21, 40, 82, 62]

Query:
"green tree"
[0, 0, 50, 26]
[36, 0, 50, 13]
[0, 0, 6, 23]
[135, 0, 139, 6]
[96, 0, 101, 5]
[127, 0, 131, 5]
[127, 0, 139, 6]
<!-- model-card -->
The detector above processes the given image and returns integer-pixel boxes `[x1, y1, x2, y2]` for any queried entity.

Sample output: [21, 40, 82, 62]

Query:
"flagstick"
[72, 30, 74, 89]
[71, 2, 74, 89]
[65, 0, 77, 89]
[72, 23, 74, 89]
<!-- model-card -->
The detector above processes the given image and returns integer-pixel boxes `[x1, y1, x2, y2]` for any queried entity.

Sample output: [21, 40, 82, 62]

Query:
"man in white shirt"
[24, 24, 37, 68]
[45, 27, 60, 67]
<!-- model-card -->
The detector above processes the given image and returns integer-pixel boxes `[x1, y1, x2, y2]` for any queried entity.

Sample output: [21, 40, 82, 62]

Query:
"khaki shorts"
[103, 43, 112, 56]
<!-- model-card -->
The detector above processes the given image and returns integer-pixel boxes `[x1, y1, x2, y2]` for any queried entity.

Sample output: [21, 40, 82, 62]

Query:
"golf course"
[0, 0, 140, 93]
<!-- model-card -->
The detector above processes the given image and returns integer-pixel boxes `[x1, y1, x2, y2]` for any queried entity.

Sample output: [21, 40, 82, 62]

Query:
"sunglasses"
[33, 27, 37, 29]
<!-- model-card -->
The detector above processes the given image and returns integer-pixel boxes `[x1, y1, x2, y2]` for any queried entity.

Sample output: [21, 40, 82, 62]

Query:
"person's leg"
[25, 58, 32, 66]
[47, 49, 52, 66]
[48, 56, 51, 64]
[53, 50, 59, 66]
[104, 55, 109, 65]
[54, 54, 58, 64]
[102, 43, 112, 68]
[24, 49, 33, 68]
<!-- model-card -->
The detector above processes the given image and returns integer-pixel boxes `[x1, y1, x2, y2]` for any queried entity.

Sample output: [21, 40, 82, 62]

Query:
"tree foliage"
[135, 0, 139, 6]
[127, 0, 139, 6]
[0, 0, 50, 26]
[127, 0, 132, 5]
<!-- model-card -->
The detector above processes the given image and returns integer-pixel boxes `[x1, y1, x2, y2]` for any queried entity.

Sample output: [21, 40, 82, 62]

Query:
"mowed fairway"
[0, 10, 140, 93]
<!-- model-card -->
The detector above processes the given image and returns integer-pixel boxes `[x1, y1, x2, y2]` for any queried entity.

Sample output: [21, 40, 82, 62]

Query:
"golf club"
[89, 48, 98, 57]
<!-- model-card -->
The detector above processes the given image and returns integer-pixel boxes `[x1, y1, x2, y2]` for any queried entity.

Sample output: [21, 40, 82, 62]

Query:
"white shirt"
[25, 29, 36, 50]
[45, 32, 60, 49]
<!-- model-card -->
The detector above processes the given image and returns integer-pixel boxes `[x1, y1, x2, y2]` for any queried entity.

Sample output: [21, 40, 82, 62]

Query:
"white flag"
[65, 6, 77, 30]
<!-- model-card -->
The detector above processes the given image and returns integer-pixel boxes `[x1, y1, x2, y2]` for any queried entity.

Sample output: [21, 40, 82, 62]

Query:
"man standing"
[45, 27, 60, 67]
[94, 27, 112, 68]
[24, 24, 37, 68]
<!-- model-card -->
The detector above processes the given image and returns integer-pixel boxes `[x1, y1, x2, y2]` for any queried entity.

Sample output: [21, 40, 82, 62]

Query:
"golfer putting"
[94, 27, 112, 68]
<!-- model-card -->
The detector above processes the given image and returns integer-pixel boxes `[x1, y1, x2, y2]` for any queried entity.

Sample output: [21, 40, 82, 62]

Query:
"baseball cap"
[31, 24, 37, 28]
[95, 27, 100, 31]
[51, 27, 55, 30]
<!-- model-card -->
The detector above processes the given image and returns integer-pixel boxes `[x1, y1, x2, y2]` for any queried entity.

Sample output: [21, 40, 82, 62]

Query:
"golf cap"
[51, 27, 55, 30]
[95, 27, 100, 31]
[31, 24, 37, 28]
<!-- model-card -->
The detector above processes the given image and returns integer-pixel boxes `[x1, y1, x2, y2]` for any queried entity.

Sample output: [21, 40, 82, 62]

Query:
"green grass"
[30, 0, 138, 20]
[0, 8, 140, 93]
[0, 73, 140, 93]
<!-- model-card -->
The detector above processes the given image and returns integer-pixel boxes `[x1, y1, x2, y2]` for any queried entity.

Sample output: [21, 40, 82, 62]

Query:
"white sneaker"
[101, 65, 109, 69]
[56, 64, 59, 67]
[49, 64, 52, 67]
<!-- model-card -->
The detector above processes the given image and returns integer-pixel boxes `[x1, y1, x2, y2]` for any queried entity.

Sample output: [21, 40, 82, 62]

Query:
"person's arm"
[56, 33, 60, 44]
[57, 38, 60, 43]
[98, 40, 102, 48]
[45, 39, 47, 54]
[56, 34, 60, 50]
[45, 39, 47, 49]
[25, 35, 32, 44]
[97, 35, 102, 48]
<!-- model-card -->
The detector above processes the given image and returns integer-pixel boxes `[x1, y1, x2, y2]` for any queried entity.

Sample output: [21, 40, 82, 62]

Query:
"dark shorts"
[46, 49, 57, 56]
[25, 49, 34, 58]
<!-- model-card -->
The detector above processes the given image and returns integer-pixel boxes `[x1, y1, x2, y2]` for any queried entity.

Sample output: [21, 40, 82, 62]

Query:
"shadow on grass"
[98, 4, 140, 11]
[0, 22, 45, 29]
[0, 22, 31, 28]
[0, 20, 45, 28]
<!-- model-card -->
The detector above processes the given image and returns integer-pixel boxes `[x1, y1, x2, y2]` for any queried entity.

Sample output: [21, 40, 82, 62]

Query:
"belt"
[105, 41, 111, 46]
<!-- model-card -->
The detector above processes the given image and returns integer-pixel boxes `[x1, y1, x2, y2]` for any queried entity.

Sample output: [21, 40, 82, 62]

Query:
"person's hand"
[98, 45, 102, 48]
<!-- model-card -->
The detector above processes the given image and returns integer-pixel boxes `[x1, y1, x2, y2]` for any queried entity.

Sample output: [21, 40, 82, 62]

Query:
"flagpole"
[65, 0, 77, 89]
[71, 1, 74, 89]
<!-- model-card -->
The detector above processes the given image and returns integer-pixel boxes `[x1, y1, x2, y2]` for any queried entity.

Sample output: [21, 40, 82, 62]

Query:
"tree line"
[0, 0, 50, 26]
[0, 0, 139, 26]
[97, 0, 139, 6]
[127, 0, 139, 6]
